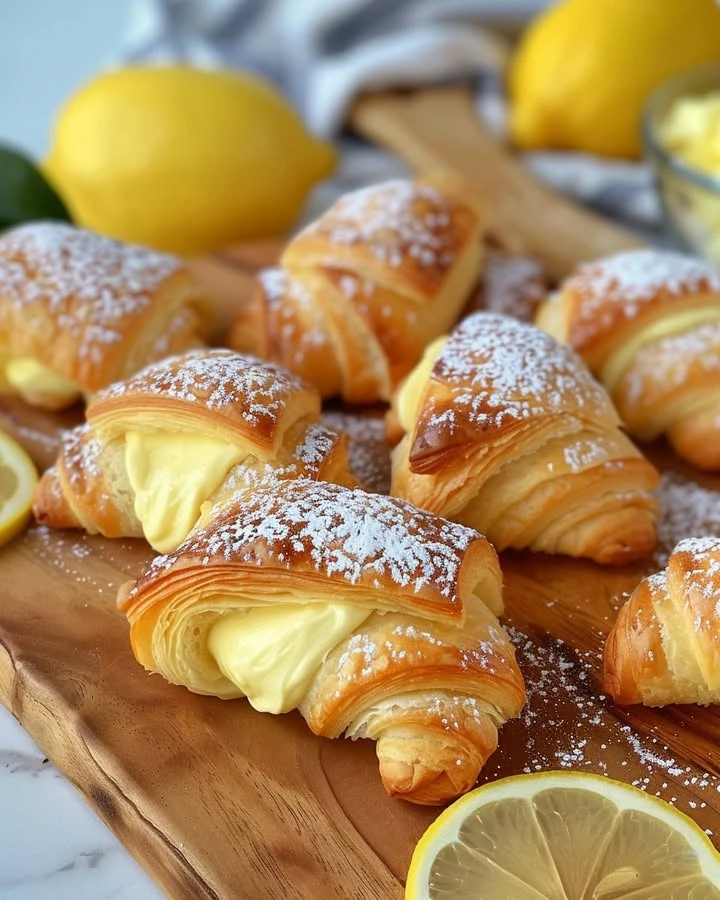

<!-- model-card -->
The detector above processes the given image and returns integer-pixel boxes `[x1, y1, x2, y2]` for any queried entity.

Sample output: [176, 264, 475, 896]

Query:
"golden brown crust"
[118, 478, 523, 805]
[391, 312, 659, 565]
[604, 537, 720, 706]
[227, 176, 484, 402]
[0, 222, 211, 402]
[283, 174, 483, 303]
[551, 249, 720, 365]
[32, 424, 141, 538]
[122, 479, 501, 626]
[33, 351, 355, 546]
[536, 250, 720, 471]
[86, 348, 319, 456]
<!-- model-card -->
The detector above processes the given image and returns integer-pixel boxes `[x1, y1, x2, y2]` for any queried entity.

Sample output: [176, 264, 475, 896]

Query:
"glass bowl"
[643, 61, 720, 264]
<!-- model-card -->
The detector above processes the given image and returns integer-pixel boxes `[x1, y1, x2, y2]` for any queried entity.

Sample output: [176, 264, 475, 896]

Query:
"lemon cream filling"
[207, 602, 372, 714]
[4, 356, 80, 403]
[125, 431, 245, 553]
[601, 307, 720, 391]
[396, 336, 448, 431]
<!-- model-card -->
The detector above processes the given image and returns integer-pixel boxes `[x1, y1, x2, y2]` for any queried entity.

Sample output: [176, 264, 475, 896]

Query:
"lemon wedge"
[0, 430, 38, 547]
[406, 771, 720, 899]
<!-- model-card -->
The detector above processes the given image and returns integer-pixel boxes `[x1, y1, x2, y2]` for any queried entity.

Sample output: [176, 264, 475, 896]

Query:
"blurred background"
[3, 0, 720, 259]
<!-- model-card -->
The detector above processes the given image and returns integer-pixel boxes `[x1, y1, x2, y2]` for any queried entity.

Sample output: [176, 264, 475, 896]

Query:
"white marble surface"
[0, 705, 164, 900]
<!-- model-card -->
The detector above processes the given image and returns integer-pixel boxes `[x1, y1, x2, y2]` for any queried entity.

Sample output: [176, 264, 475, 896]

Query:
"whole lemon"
[44, 66, 336, 255]
[510, 0, 720, 159]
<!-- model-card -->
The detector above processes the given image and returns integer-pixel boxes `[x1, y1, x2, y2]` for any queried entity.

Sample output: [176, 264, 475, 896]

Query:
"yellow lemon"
[406, 771, 720, 898]
[0, 431, 38, 548]
[510, 0, 720, 159]
[44, 66, 336, 255]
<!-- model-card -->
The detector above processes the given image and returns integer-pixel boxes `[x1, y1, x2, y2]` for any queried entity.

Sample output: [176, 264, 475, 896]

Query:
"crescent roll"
[390, 312, 659, 565]
[0, 221, 210, 410]
[118, 478, 525, 805]
[605, 537, 720, 706]
[33, 349, 355, 552]
[228, 176, 484, 403]
[535, 249, 720, 470]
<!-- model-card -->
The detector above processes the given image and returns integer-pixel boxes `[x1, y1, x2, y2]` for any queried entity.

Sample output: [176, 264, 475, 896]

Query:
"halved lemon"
[0, 430, 38, 547]
[406, 771, 720, 899]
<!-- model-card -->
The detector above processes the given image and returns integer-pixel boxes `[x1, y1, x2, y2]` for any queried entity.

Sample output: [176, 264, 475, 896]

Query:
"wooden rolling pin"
[349, 85, 643, 281]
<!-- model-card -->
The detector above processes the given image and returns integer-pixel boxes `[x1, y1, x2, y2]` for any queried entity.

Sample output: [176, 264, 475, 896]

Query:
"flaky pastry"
[390, 312, 659, 564]
[605, 537, 720, 706]
[0, 221, 210, 409]
[228, 176, 484, 403]
[118, 478, 525, 805]
[33, 349, 354, 551]
[536, 249, 720, 470]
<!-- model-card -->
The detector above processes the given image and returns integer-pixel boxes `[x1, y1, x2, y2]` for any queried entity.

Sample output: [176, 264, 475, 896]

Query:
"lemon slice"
[0, 430, 38, 547]
[406, 771, 720, 899]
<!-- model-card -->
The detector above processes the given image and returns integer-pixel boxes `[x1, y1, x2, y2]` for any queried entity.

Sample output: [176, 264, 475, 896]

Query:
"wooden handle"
[350, 86, 643, 280]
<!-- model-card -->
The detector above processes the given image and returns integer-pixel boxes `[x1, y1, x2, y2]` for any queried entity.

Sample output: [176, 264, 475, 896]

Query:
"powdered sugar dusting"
[59, 423, 102, 489]
[427, 312, 611, 433]
[566, 250, 720, 343]
[674, 537, 720, 623]
[481, 627, 720, 819]
[258, 268, 329, 361]
[143, 479, 480, 600]
[321, 412, 391, 494]
[473, 253, 546, 322]
[96, 349, 309, 427]
[0, 222, 181, 360]
[297, 179, 461, 271]
[654, 472, 720, 566]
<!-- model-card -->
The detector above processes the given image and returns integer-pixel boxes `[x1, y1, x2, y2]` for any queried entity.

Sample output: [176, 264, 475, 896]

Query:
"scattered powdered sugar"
[481, 626, 720, 822]
[10, 422, 59, 456]
[654, 472, 720, 566]
[256, 268, 329, 366]
[0, 222, 181, 361]
[673, 537, 720, 626]
[58, 424, 102, 488]
[25, 525, 116, 594]
[96, 349, 309, 427]
[320, 411, 391, 494]
[476, 253, 546, 322]
[562, 436, 611, 473]
[297, 179, 461, 271]
[427, 312, 611, 432]
[141, 479, 481, 600]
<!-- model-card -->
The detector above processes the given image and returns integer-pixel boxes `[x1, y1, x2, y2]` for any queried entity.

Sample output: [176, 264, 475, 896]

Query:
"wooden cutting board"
[0, 238, 720, 898]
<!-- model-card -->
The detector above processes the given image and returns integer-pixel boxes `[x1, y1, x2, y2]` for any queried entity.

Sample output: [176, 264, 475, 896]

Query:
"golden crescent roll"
[229, 176, 484, 403]
[0, 221, 211, 409]
[32, 349, 355, 551]
[118, 478, 525, 805]
[390, 312, 659, 565]
[535, 249, 720, 471]
[605, 537, 720, 706]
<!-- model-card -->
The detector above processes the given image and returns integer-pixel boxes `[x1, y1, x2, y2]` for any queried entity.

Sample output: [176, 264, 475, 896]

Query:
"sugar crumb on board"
[654, 471, 720, 566]
[26, 525, 122, 594]
[480, 626, 720, 828]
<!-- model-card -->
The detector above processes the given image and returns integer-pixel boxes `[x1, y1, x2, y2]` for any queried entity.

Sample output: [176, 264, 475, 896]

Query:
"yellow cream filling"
[4, 356, 80, 403]
[534, 292, 565, 342]
[125, 431, 245, 553]
[601, 307, 720, 391]
[396, 336, 448, 431]
[207, 602, 371, 714]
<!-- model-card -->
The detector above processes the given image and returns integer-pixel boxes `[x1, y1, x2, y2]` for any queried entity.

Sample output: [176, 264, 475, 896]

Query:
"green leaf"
[0, 144, 71, 230]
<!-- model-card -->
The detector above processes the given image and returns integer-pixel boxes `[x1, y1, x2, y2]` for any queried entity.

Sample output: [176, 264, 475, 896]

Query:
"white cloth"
[118, 0, 662, 236]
